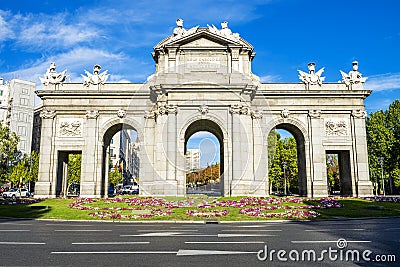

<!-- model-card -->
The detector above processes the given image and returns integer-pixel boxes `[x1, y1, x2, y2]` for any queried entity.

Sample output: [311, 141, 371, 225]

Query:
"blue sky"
[1, 0, 399, 166]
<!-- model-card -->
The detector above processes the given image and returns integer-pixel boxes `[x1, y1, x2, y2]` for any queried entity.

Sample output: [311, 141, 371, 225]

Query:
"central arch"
[183, 119, 225, 195]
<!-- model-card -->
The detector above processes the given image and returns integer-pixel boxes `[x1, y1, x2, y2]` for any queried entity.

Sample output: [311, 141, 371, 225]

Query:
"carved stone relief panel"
[58, 118, 83, 137]
[324, 118, 348, 136]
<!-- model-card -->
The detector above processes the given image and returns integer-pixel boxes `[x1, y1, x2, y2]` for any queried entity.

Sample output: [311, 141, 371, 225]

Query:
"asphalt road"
[0, 218, 399, 266]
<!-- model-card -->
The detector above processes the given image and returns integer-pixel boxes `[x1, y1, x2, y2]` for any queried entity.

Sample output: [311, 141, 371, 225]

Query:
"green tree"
[9, 159, 29, 187]
[108, 166, 123, 186]
[67, 154, 81, 185]
[386, 100, 400, 191]
[0, 122, 20, 182]
[366, 110, 394, 192]
[268, 131, 298, 193]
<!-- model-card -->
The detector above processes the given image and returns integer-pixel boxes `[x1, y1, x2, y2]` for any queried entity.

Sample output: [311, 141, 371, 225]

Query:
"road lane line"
[46, 224, 93, 227]
[0, 223, 32, 226]
[121, 233, 216, 237]
[292, 240, 371, 244]
[72, 242, 150, 245]
[54, 230, 112, 232]
[137, 229, 198, 232]
[0, 230, 30, 232]
[177, 249, 257, 256]
[185, 241, 265, 244]
[305, 229, 365, 232]
[231, 225, 282, 228]
[221, 229, 282, 232]
[52, 251, 176, 254]
[0, 242, 45, 245]
[218, 234, 276, 237]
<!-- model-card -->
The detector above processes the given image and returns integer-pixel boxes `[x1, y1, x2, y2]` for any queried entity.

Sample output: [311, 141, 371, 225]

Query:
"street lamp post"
[282, 161, 287, 196]
[378, 157, 385, 196]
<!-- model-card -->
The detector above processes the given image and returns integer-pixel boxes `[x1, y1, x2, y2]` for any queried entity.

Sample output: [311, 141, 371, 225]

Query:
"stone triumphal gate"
[35, 21, 373, 198]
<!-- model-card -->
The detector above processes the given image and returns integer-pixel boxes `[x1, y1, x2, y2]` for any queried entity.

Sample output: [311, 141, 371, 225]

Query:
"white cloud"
[364, 73, 400, 92]
[1, 47, 150, 84]
[259, 74, 280, 82]
[0, 11, 14, 41]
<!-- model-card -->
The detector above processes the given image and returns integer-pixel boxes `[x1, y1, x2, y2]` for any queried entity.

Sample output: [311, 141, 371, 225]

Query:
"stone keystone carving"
[281, 109, 290, 118]
[199, 104, 209, 115]
[325, 119, 348, 136]
[117, 109, 126, 118]
[340, 61, 368, 86]
[352, 109, 367, 119]
[82, 64, 109, 86]
[40, 109, 56, 119]
[40, 62, 68, 86]
[298, 62, 325, 86]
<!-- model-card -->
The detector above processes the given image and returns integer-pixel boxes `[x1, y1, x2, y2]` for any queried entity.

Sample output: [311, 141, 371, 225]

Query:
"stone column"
[35, 109, 56, 198]
[166, 105, 179, 195]
[307, 110, 327, 197]
[230, 104, 242, 195]
[141, 112, 157, 196]
[240, 106, 254, 182]
[80, 110, 99, 198]
[251, 110, 268, 196]
[351, 109, 373, 196]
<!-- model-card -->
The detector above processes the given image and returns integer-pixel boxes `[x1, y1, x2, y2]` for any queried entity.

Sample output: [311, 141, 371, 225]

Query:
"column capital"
[40, 109, 56, 119]
[85, 110, 99, 119]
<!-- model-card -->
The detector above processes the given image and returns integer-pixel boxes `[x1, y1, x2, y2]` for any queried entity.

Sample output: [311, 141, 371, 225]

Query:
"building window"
[21, 88, 29, 95]
[18, 125, 26, 135]
[18, 112, 27, 122]
[20, 98, 29, 106]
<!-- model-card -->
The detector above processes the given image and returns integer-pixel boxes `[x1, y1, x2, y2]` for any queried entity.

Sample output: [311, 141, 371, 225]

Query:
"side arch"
[97, 116, 144, 197]
[266, 117, 310, 196]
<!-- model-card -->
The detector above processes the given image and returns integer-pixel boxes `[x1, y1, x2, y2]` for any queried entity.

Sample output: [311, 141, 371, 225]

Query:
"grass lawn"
[1, 196, 400, 221]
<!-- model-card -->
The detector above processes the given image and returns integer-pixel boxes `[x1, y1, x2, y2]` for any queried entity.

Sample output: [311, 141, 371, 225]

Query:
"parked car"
[122, 184, 139, 195]
[2, 188, 31, 200]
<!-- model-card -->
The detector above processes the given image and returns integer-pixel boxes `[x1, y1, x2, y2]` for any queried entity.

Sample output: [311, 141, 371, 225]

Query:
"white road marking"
[0, 230, 30, 232]
[221, 229, 282, 232]
[292, 240, 371, 244]
[121, 233, 215, 237]
[305, 229, 365, 232]
[185, 241, 265, 244]
[0, 242, 45, 245]
[72, 242, 150, 245]
[231, 225, 279, 228]
[46, 224, 93, 227]
[137, 229, 198, 232]
[177, 249, 257, 256]
[218, 234, 276, 237]
[52, 251, 176, 254]
[54, 230, 112, 232]
[0, 223, 32, 226]
[52, 250, 258, 256]
[385, 228, 400, 230]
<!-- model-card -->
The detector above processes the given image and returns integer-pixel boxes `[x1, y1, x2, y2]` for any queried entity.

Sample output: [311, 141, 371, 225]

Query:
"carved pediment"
[180, 37, 226, 48]
[154, 29, 252, 51]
